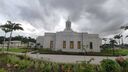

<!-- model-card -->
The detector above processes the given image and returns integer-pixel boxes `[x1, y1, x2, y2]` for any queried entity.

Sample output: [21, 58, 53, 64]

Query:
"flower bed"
[0, 53, 128, 72]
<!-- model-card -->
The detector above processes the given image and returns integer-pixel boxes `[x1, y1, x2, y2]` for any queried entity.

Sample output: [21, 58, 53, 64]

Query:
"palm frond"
[0, 21, 24, 32]
[121, 26, 128, 30]
[13, 24, 24, 31]
[120, 26, 125, 29]
[0, 24, 11, 32]
[126, 35, 128, 38]
[2, 28, 11, 33]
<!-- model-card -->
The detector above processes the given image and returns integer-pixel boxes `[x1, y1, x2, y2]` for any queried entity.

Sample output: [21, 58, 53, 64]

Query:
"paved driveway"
[4, 52, 128, 64]
[28, 54, 128, 64]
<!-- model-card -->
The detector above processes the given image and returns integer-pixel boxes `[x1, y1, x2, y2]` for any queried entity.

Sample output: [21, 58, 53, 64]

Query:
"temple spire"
[65, 17, 71, 30]
[63, 16, 73, 32]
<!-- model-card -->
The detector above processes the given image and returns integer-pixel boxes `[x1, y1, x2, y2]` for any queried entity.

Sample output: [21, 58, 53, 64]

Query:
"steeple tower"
[66, 18, 71, 30]
[64, 17, 73, 31]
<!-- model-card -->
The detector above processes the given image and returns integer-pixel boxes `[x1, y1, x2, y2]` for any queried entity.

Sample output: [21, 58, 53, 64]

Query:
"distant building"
[37, 19, 102, 52]
[3, 41, 27, 48]
[4, 41, 21, 47]
[28, 42, 36, 48]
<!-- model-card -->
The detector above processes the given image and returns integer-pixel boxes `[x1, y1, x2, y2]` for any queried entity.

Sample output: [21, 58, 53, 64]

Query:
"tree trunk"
[121, 37, 123, 46]
[105, 41, 106, 45]
[119, 39, 120, 46]
[113, 47, 115, 56]
[7, 30, 13, 51]
[112, 43, 115, 56]
[3, 33, 6, 51]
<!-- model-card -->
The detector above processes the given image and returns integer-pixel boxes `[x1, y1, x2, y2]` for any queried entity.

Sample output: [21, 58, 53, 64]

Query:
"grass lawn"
[0, 48, 31, 53]
[101, 48, 128, 56]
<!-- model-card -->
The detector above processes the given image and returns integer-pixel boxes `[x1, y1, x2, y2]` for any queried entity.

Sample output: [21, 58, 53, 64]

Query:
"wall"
[37, 32, 102, 52]
[36, 36, 44, 46]
[43, 33, 56, 49]
[83, 34, 102, 52]
[55, 32, 82, 52]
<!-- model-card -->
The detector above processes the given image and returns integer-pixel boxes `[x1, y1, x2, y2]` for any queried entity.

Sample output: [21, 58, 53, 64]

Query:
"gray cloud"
[0, 0, 128, 37]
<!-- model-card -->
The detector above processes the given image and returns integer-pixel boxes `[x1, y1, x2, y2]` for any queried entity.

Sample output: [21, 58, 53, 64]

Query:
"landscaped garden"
[0, 53, 128, 72]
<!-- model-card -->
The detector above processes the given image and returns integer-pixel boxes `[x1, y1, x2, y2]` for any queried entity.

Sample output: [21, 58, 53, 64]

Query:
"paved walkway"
[5, 52, 128, 64]
[29, 54, 128, 64]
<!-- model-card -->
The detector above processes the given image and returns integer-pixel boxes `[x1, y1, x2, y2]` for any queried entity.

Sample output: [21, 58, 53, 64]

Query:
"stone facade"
[37, 19, 102, 52]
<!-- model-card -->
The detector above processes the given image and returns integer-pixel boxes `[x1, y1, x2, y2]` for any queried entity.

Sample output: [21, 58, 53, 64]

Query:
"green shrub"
[75, 61, 95, 72]
[101, 59, 121, 72]
[52, 63, 59, 72]
[18, 59, 31, 69]
[62, 64, 74, 72]
[43, 63, 52, 72]
[7, 55, 20, 64]
[0, 68, 6, 72]
[121, 59, 128, 72]
[0, 54, 21, 65]
[115, 56, 125, 66]
[80, 64, 95, 72]
[0, 55, 7, 63]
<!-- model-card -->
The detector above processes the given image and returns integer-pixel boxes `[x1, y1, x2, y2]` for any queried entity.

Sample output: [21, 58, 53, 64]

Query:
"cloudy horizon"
[0, 0, 128, 40]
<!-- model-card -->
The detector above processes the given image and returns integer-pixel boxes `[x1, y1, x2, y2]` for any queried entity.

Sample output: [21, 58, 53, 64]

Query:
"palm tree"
[120, 26, 128, 30]
[120, 26, 128, 45]
[125, 35, 128, 43]
[114, 34, 122, 46]
[102, 38, 107, 45]
[0, 24, 11, 49]
[109, 38, 117, 55]
[6, 21, 24, 50]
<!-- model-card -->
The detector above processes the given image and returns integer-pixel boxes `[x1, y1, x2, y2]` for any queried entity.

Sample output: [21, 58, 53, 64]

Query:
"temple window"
[70, 41, 74, 49]
[50, 41, 53, 48]
[63, 41, 66, 48]
[90, 42, 93, 49]
[77, 41, 81, 49]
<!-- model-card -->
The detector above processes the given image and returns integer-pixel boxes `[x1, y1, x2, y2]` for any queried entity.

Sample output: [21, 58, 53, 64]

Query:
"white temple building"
[36, 19, 102, 52]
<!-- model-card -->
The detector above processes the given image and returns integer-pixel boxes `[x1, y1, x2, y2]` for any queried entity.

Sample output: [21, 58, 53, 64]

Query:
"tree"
[120, 26, 128, 30]
[125, 35, 128, 44]
[6, 21, 23, 50]
[102, 38, 107, 45]
[0, 35, 36, 44]
[120, 26, 128, 45]
[109, 38, 117, 55]
[0, 24, 11, 49]
[0, 36, 4, 44]
[114, 34, 122, 46]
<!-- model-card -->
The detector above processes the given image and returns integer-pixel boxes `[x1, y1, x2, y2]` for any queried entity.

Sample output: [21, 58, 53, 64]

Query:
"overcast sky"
[0, 0, 128, 39]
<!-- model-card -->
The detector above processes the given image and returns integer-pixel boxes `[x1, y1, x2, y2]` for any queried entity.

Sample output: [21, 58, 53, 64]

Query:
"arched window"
[90, 42, 93, 49]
